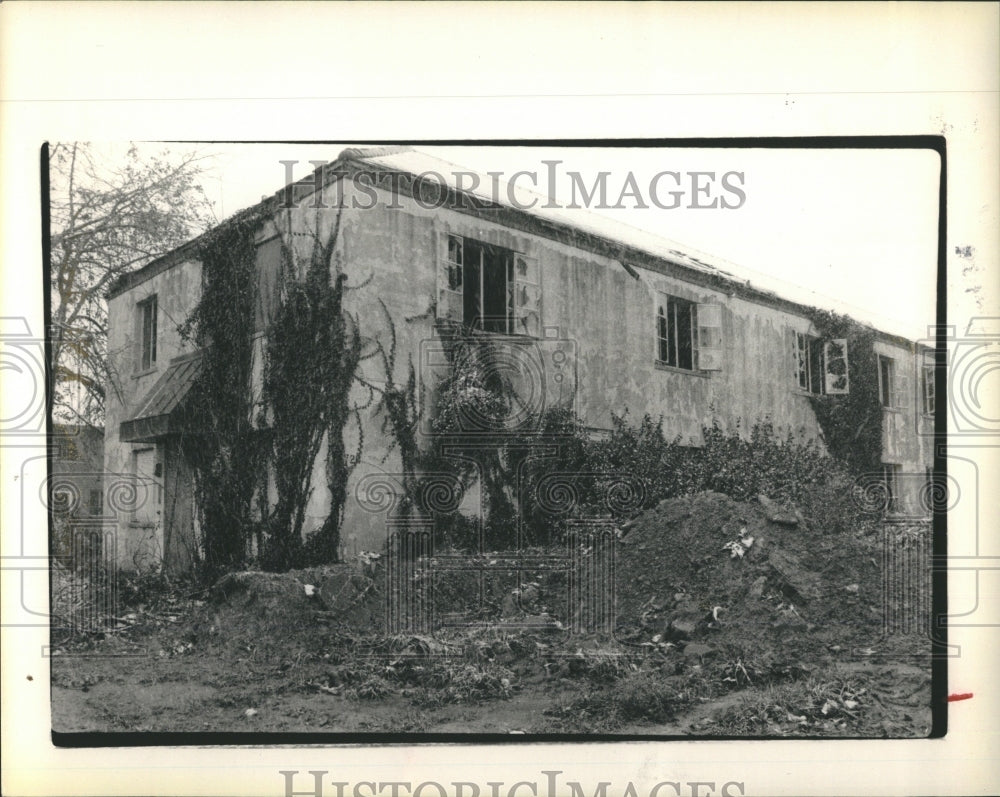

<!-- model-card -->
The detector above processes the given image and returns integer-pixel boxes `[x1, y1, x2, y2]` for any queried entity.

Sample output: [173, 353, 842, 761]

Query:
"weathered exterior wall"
[104, 258, 202, 569]
[874, 339, 936, 515]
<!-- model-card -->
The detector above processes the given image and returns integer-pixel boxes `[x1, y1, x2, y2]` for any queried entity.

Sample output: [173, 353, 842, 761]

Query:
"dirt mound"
[196, 563, 384, 657]
[212, 565, 382, 627]
[614, 491, 886, 658]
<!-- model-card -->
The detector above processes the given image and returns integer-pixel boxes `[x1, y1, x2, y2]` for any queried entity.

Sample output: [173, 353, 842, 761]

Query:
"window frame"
[440, 233, 540, 337]
[878, 354, 896, 409]
[921, 357, 935, 417]
[794, 331, 823, 395]
[136, 294, 158, 373]
[654, 293, 698, 372]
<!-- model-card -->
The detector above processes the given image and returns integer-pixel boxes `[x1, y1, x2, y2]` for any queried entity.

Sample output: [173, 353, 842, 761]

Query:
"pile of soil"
[613, 491, 890, 660]
[195, 563, 385, 657]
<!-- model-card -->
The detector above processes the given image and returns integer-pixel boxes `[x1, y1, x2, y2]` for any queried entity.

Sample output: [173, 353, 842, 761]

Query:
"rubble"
[614, 490, 884, 656]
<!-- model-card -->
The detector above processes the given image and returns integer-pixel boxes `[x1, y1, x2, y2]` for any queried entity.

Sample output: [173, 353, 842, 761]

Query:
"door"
[130, 447, 164, 565]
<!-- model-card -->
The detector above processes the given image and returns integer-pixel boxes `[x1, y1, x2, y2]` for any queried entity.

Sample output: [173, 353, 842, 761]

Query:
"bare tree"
[48, 142, 217, 426]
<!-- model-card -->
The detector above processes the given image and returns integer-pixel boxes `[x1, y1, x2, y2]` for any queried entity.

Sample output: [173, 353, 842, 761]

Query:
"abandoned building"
[102, 147, 936, 571]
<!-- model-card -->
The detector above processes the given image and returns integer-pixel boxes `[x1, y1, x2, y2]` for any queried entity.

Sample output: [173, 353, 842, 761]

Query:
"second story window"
[654, 295, 724, 372]
[437, 234, 540, 336]
[878, 354, 896, 408]
[921, 351, 935, 416]
[656, 295, 696, 370]
[792, 331, 849, 395]
[138, 295, 158, 371]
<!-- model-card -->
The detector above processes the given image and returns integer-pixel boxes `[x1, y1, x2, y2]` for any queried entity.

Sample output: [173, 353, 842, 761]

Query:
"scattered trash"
[723, 527, 755, 559]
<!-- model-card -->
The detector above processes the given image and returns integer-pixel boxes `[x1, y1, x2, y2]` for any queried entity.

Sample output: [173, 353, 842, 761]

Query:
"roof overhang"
[119, 352, 203, 443]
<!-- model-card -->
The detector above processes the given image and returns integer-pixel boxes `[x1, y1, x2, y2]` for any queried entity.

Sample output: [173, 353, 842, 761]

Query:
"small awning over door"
[119, 352, 202, 443]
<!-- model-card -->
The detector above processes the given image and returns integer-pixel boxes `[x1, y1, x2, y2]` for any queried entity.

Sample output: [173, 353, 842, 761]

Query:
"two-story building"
[103, 147, 935, 570]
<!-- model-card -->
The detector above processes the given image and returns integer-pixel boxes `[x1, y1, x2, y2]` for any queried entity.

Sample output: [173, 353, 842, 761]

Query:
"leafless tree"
[48, 142, 217, 426]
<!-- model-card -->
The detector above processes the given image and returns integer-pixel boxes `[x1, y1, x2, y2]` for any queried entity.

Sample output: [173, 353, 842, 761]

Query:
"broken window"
[794, 332, 822, 394]
[138, 295, 158, 371]
[438, 233, 539, 336]
[792, 331, 850, 395]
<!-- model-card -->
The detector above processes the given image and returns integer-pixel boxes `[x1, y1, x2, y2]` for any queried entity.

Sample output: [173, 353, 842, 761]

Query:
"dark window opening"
[879, 355, 895, 408]
[139, 295, 158, 371]
[795, 332, 823, 394]
[922, 361, 935, 415]
[450, 235, 538, 335]
[656, 296, 696, 371]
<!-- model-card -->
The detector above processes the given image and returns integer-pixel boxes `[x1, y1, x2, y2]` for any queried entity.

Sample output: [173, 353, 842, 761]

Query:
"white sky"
[196, 143, 941, 340]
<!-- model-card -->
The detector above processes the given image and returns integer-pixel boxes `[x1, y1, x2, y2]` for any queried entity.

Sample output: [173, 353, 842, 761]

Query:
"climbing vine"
[805, 309, 884, 476]
[180, 209, 266, 578]
[259, 210, 363, 569]
[182, 205, 365, 575]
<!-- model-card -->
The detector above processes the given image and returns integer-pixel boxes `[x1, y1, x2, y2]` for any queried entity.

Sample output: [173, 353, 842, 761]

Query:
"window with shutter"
[435, 233, 540, 336]
[790, 329, 850, 395]
[653, 294, 708, 373]
[878, 355, 896, 408]
[696, 303, 723, 371]
[511, 253, 540, 337]
[823, 338, 850, 394]
[921, 350, 935, 415]
[437, 233, 464, 324]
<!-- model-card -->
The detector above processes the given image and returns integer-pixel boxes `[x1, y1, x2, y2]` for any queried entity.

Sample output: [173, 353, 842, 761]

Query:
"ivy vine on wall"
[260, 210, 362, 569]
[180, 208, 266, 578]
[182, 206, 363, 575]
[805, 309, 884, 476]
